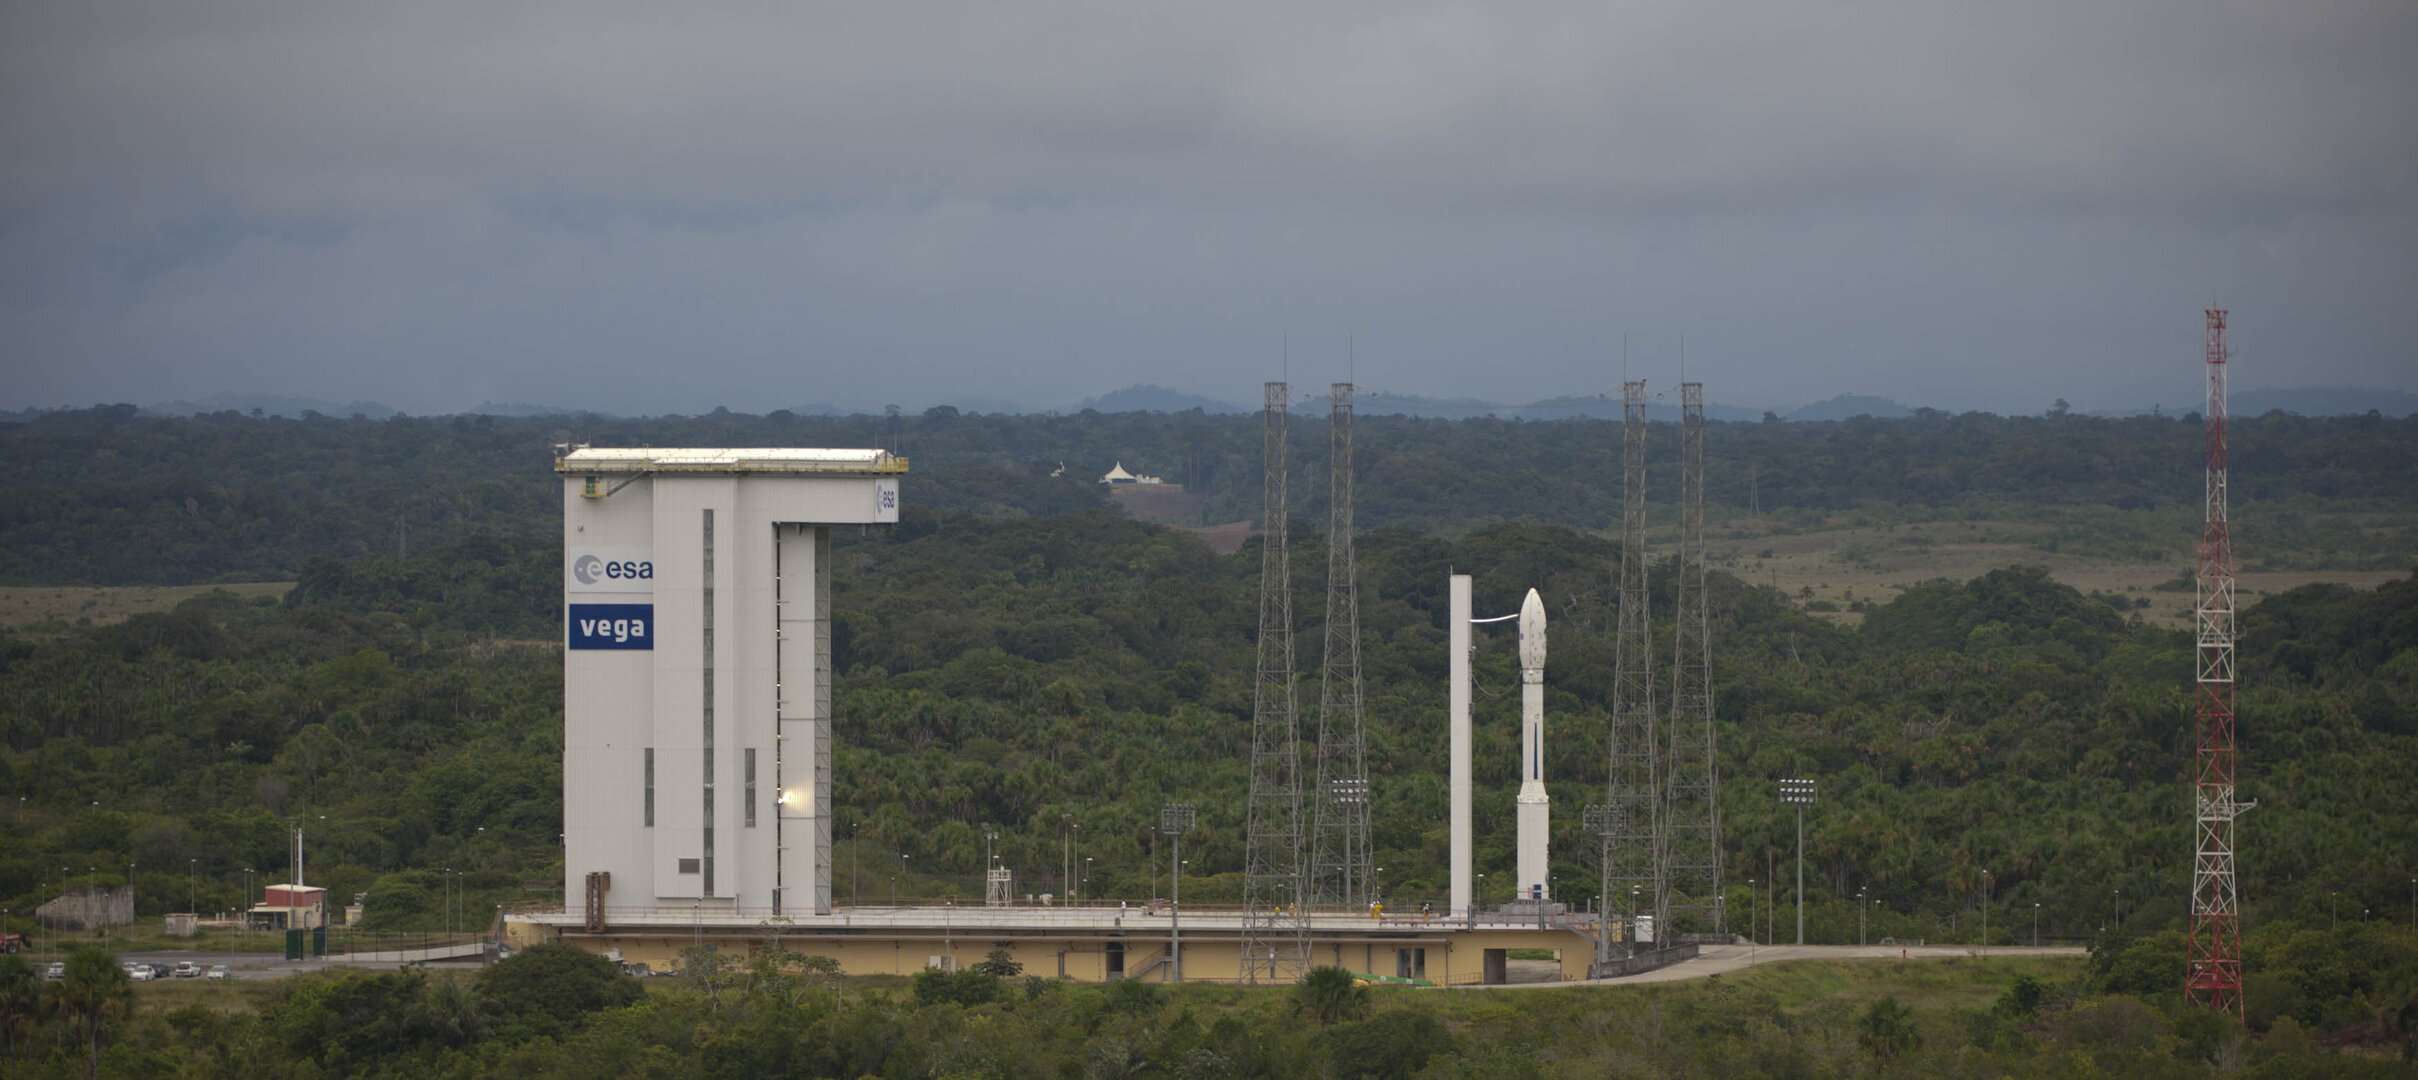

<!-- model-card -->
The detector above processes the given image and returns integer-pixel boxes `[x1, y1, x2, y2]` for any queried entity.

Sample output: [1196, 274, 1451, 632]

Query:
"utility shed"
[554, 446, 904, 925]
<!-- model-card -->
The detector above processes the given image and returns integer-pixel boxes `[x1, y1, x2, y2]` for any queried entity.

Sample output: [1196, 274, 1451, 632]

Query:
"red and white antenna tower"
[2187, 307, 2252, 1016]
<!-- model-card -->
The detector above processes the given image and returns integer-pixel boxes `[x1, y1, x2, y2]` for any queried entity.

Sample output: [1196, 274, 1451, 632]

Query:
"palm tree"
[44, 946, 132, 1080]
[1856, 995, 1921, 1065]
[0, 954, 38, 1064]
[1292, 966, 1369, 1025]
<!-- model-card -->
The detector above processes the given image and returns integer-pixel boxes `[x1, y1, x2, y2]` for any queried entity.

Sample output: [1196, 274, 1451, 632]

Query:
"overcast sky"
[3, 1, 2412, 415]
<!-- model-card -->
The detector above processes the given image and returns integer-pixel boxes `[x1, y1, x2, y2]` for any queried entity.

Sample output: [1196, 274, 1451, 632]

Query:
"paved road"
[1467, 943, 2089, 990]
[93, 950, 487, 982]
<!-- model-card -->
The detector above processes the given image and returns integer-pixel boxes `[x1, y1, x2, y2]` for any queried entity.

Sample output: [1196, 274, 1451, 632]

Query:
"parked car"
[173, 961, 201, 978]
[205, 965, 229, 980]
[44, 962, 65, 979]
[128, 965, 153, 981]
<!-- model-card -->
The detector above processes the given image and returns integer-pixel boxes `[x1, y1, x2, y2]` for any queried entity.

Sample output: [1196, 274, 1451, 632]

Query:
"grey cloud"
[1, 1, 2412, 415]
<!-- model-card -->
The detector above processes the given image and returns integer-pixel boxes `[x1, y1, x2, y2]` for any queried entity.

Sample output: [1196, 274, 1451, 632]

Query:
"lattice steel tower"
[1665, 382, 1721, 931]
[1244, 381, 1309, 983]
[1312, 383, 1374, 915]
[2188, 308, 2252, 1016]
[1606, 379, 1664, 949]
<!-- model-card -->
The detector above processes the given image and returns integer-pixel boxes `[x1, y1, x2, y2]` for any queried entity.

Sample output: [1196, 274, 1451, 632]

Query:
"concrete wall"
[514, 917, 1597, 985]
[37, 886, 132, 931]
[562, 468, 893, 922]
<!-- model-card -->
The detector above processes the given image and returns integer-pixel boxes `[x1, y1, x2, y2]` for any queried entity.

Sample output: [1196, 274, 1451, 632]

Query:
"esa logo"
[566, 548, 654, 593]
[569, 604, 652, 650]
[572, 554, 653, 585]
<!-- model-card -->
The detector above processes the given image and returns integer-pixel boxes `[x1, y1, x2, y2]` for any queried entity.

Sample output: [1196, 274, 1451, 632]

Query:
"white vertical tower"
[555, 448, 902, 925]
[1449, 573, 1474, 919]
[1515, 587, 1550, 904]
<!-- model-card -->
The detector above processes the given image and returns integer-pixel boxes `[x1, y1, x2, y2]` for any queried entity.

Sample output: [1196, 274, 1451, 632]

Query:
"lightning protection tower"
[1312, 383, 1374, 915]
[2187, 308, 2252, 1017]
[1244, 381, 1309, 983]
[1607, 379, 1664, 949]
[1665, 382, 1721, 931]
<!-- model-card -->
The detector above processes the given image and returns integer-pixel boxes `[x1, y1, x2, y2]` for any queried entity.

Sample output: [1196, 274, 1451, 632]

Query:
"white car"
[128, 965, 153, 981]
[173, 961, 201, 978]
[205, 965, 229, 980]
[43, 962, 64, 980]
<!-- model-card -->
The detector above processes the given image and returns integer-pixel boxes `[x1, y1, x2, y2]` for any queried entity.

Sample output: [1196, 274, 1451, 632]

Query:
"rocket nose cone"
[1519, 588, 1546, 667]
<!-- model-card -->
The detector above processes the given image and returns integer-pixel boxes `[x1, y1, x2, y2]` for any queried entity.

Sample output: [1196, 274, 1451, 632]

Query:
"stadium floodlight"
[1161, 803, 1196, 982]
[1779, 779, 1816, 944]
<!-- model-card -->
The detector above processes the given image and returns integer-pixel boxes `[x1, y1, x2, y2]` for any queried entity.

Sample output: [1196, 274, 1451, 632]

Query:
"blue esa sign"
[569, 604, 653, 650]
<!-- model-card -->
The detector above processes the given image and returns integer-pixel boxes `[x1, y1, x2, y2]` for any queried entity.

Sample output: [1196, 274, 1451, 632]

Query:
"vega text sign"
[569, 604, 654, 649]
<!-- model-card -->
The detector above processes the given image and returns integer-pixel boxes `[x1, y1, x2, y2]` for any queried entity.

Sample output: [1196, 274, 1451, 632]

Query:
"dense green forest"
[2, 513, 2414, 1041]
[4, 941, 2412, 1077]
[2, 408, 2415, 1070]
[5, 404, 2414, 584]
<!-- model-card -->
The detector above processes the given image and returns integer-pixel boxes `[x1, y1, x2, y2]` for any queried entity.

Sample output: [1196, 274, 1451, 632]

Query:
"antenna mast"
[1244, 381, 1309, 982]
[1312, 383, 1374, 915]
[2187, 308, 2251, 1016]
[1666, 381, 1721, 931]
[1606, 379, 1663, 958]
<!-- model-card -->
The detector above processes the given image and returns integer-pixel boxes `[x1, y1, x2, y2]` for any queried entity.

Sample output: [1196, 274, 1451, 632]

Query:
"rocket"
[1516, 588, 1550, 904]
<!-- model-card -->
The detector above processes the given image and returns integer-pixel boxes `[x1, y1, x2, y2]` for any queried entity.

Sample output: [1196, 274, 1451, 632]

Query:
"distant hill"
[1786, 394, 1913, 422]
[1515, 395, 1767, 423]
[146, 393, 399, 419]
[2232, 387, 2418, 419]
[1076, 385, 1249, 414]
[1354, 392, 1506, 420]
[466, 401, 586, 417]
[2091, 387, 2418, 420]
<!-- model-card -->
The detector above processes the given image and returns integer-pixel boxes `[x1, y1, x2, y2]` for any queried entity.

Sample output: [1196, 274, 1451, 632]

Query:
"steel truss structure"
[1606, 379, 1664, 950]
[1311, 383, 1375, 916]
[1664, 382, 1721, 931]
[2187, 308, 2252, 1016]
[1243, 381, 1310, 983]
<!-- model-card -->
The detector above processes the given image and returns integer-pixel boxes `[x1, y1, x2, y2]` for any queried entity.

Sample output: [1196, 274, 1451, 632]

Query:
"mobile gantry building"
[515, 445, 1612, 984]
[551, 447, 902, 923]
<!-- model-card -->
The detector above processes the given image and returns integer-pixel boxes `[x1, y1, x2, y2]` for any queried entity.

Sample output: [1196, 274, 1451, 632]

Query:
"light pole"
[1778, 779, 1816, 946]
[243, 868, 253, 936]
[188, 858, 197, 917]
[1980, 870, 1990, 957]
[2114, 888, 2121, 932]
[1858, 887, 1867, 946]
[1084, 857, 1093, 905]
[1162, 803, 1195, 982]
[2033, 902, 2041, 948]
[851, 823, 861, 902]
[2331, 890, 2339, 929]
[900, 854, 911, 905]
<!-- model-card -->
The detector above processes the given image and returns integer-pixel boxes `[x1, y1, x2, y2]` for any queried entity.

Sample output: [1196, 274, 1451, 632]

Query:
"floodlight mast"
[1778, 779, 1816, 945]
[1161, 803, 1196, 983]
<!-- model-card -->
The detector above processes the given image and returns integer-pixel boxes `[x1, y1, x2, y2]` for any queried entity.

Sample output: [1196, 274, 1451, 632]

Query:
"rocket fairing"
[1516, 588, 1550, 903]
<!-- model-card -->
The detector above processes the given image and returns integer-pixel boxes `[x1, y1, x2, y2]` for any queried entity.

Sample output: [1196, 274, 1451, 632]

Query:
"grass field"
[0, 582, 291, 630]
[1699, 509, 2413, 627]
